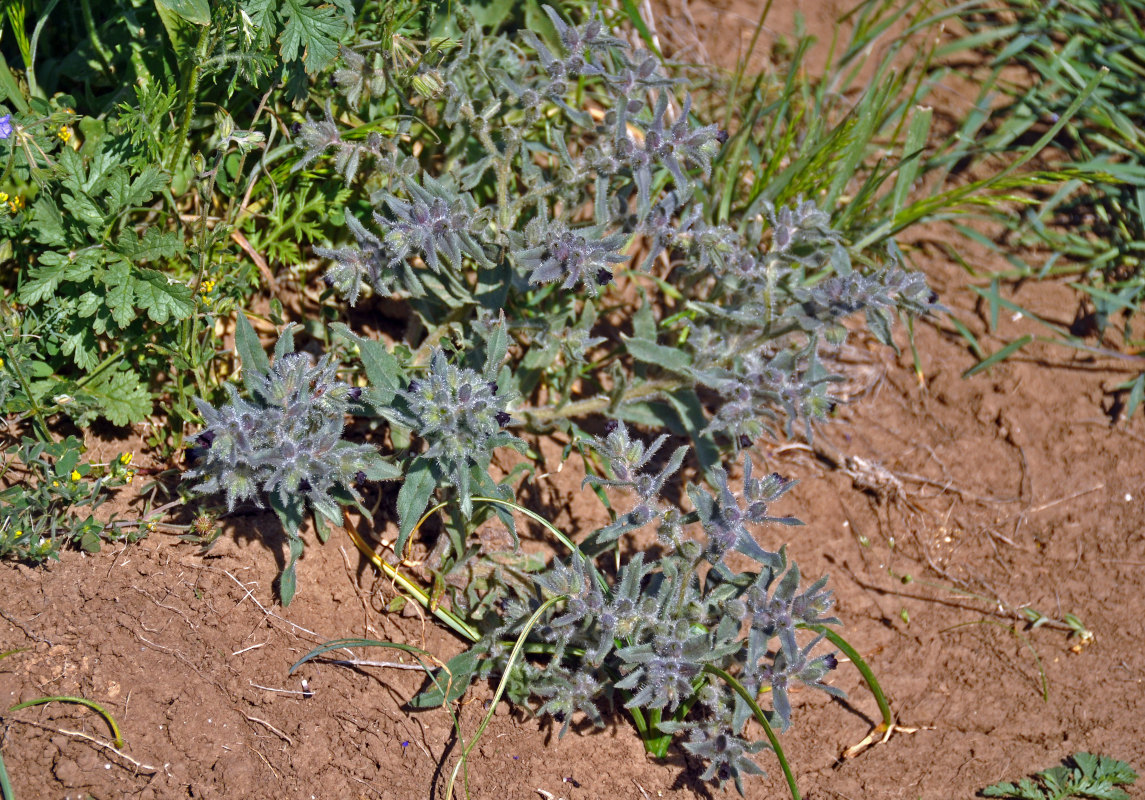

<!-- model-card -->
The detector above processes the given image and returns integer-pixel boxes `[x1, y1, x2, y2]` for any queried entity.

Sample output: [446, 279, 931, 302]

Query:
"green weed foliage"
[983, 752, 1138, 800]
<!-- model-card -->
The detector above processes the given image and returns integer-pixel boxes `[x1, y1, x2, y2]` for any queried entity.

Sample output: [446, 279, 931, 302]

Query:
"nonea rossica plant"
[184, 318, 399, 604]
[435, 420, 844, 794]
[184, 3, 933, 794]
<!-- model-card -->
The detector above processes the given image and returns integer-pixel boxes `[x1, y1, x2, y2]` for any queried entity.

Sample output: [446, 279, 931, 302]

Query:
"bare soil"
[3, 3, 1145, 799]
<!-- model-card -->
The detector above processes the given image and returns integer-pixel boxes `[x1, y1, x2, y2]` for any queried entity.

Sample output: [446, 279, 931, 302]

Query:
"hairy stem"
[518, 378, 683, 425]
[2, 340, 51, 441]
[79, 0, 115, 77]
[167, 24, 211, 174]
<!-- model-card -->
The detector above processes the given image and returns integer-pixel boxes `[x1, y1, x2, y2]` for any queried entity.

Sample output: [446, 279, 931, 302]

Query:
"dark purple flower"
[0, 114, 11, 140]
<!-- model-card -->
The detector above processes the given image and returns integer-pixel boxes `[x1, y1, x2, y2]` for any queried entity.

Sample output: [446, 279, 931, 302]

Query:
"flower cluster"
[511, 218, 628, 296]
[184, 349, 380, 521]
[399, 348, 520, 515]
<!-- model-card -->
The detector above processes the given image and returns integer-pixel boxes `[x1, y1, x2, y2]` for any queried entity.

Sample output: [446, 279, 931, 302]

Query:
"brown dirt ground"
[4, 3, 1145, 799]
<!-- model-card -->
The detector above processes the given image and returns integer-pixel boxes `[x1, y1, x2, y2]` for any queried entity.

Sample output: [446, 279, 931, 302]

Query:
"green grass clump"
[931, 0, 1145, 409]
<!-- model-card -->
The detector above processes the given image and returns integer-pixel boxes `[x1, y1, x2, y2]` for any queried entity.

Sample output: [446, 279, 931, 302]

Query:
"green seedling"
[983, 752, 1138, 800]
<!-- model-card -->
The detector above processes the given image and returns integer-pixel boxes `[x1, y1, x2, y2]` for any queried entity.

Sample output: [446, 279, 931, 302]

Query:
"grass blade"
[962, 334, 1034, 378]
[703, 665, 800, 800]
[444, 595, 563, 800]
[0, 745, 13, 800]
[8, 696, 124, 748]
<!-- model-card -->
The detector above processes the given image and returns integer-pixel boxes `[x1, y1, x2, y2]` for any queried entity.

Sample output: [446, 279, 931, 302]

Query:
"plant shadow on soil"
[5, 7, 1145, 800]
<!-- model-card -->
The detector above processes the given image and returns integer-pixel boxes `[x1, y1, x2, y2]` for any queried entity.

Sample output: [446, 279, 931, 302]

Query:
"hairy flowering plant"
[184, 317, 399, 604]
[189, 3, 926, 792]
[302, 5, 937, 482]
[395, 421, 846, 794]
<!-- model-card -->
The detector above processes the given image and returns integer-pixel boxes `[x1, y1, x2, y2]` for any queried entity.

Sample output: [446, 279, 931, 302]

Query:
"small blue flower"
[0, 114, 12, 140]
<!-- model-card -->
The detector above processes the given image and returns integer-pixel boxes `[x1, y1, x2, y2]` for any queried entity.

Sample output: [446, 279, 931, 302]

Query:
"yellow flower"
[125, 470, 135, 484]
[70, 469, 81, 482]
[15, 530, 22, 537]
[52, 480, 59, 487]
[57, 125, 71, 143]
[0, 192, 7, 204]
[0, 356, 4, 369]
[8, 196, 23, 213]
[119, 452, 133, 465]
[199, 279, 216, 294]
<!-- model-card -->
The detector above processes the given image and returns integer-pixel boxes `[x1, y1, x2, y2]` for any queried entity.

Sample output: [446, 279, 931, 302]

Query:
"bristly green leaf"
[234, 313, 271, 392]
[154, 0, 211, 26]
[624, 336, 693, 373]
[396, 457, 436, 557]
[408, 646, 483, 708]
[332, 324, 402, 401]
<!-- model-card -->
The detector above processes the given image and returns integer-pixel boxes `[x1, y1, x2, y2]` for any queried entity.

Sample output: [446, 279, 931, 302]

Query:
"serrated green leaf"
[112, 226, 183, 263]
[280, 0, 346, 73]
[19, 254, 92, 305]
[61, 325, 99, 371]
[133, 268, 194, 323]
[103, 261, 138, 329]
[85, 368, 152, 426]
[31, 195, 67, 246]
[60, 191, 107, 233]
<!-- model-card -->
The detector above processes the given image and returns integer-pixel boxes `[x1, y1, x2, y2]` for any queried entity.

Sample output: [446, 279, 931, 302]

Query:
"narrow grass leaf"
[444, 595, 564, 800]
[962, 334, 1034, 378]
[8, 696, 124, 747]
